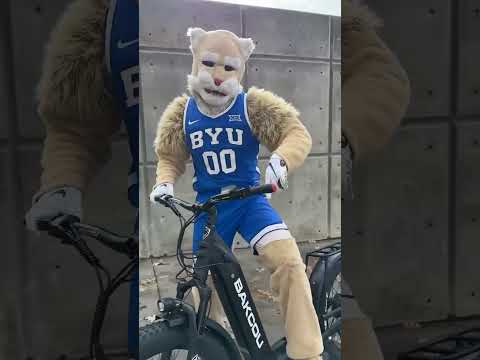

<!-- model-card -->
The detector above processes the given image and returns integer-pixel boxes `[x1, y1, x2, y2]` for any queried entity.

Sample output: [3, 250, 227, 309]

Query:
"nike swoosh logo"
[188, 119, 200, 125]
[117, 39, 139, 49]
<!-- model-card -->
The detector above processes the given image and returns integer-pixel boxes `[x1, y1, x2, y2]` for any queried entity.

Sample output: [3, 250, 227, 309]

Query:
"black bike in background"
[140, 185, 341, 360]
[398, 328, 480, 360]
[37, 216, 138, 360]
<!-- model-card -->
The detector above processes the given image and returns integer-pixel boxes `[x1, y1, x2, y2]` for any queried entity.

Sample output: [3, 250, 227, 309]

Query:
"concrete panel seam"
[140, 151, 338, 168]
[139, 103, 148, 164]
[240, 6, 246, 38]
[327, 156, 332, 240]
[249, 54, 331, 63]
[140, 48, 190, 55]
[402, 116, 451, 125]
[140, 47, 332, 64]
[448, 0, 459, 316]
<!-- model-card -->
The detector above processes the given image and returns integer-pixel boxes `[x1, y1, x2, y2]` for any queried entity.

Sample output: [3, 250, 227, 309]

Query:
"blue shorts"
[193, 193, 289, 252]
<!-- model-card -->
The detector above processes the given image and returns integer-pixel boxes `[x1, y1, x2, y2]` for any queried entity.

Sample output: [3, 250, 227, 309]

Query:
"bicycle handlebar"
[37, 216, 137, 258]
[33, 216, 138, 360]
[154, 184, 278, 215]
[153, 184, 278, 292]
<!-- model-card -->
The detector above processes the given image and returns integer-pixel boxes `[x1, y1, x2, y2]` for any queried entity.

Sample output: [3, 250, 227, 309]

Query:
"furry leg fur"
[257, 238, 323, 360]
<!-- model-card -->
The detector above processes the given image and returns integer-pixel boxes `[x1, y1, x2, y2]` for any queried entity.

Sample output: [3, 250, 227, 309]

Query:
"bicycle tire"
[311, 253, 341, 331]
[323, 261, 341, 360]
[139, 320, 241, 360]
[310, 253, 341, 360]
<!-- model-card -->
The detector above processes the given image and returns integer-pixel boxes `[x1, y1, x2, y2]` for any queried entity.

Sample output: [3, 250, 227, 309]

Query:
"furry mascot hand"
[265, 153, 288, 198]
[149, 183, 174, 204]
[25, 186, 82, 231]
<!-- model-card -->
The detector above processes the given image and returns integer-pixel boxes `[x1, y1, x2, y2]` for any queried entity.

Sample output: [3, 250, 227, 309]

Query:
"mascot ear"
[186, 27, 207, 53]
[238, 37, 255, 60]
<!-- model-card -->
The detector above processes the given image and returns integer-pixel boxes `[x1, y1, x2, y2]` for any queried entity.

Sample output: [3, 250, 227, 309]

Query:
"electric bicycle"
[139, 184, 341, 360]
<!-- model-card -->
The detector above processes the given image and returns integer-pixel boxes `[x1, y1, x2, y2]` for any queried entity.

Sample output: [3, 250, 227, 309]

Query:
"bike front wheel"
[310, 248, 341, 360]
[139, 320, 241, 360]
[320, 264, 341, 360]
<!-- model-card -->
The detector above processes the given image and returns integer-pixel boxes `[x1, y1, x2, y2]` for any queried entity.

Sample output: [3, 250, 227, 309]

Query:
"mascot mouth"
[205, 88, 227, 97]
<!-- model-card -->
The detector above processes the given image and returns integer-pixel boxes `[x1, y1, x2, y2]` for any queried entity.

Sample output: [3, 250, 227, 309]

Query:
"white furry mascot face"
[187, 27, 255, 107]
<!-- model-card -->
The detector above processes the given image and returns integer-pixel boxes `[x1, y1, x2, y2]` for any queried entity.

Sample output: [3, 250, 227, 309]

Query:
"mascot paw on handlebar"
[152, 26, 323, 360]
[25, 186, 83, 232]
[149, 183, 174, 204]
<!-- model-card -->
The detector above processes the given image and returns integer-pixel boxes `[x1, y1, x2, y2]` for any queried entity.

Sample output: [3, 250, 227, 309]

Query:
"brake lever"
[37, 215, 80, 244]
[154, 194, 170, 205]
[161, 196, 182, 217]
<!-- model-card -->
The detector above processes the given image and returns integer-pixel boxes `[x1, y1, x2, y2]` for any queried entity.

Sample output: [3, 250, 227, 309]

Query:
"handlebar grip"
[250, 183, 278, 195]
[37, 220, 52, 231]
[154, 195, 171, 206]
[36, 215, 80, 232]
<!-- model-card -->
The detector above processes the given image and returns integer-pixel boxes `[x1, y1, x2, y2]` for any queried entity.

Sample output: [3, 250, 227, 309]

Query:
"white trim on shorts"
[250, 222, 291, 249]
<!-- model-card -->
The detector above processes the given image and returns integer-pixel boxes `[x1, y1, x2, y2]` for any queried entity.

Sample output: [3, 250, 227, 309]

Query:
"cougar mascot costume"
[342, 1, 410, 359]
[150, 28, 323, 359]
[25, 0, 139, 356]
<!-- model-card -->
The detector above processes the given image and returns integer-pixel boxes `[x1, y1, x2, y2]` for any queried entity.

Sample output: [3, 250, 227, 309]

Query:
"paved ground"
[139, 240, 337, 345]
[140, 239, 480, 359]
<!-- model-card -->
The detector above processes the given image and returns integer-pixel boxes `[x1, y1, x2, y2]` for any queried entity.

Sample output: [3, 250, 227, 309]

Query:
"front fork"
[175, 210, 217, 335]
[175, 268, 212, 335]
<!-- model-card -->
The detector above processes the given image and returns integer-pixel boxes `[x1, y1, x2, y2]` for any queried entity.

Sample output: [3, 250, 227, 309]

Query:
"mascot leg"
[257, 238, 323, 360]
[342, 281, 384, 360]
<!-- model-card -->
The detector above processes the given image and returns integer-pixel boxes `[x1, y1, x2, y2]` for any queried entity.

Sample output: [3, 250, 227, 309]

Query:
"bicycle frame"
[179, 206, 277, 359]
[155, 186, 333, 359]
[175, 222, 339, 359]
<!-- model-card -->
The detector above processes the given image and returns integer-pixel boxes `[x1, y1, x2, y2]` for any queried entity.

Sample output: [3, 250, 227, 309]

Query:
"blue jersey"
[184, 92, 261, 194]
[105, 0, 139, 208]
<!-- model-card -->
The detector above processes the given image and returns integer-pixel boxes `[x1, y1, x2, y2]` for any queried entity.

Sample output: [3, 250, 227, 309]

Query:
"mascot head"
[186, 27, 255, 107]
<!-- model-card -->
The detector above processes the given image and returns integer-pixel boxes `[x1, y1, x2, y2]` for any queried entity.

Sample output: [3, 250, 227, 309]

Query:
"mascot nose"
[214, 78, 223, 86]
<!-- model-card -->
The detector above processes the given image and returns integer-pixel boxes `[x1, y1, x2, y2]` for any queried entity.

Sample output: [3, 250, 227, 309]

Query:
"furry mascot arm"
[153, 95, 190, 184]
[342, 1, 410, 159]
[247, 87, 312, 171]
[36, 0, 120, 192]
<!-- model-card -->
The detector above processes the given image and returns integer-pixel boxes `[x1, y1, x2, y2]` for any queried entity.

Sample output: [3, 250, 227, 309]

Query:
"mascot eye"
[224, 65, 235, 72]
[202, 60, 215, 67]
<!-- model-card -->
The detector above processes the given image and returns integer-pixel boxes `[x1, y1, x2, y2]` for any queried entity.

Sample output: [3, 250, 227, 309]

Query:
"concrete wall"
[1, 1, 134, 357]
[344, 0, 480, 326]
[139, 0, 342, 258]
